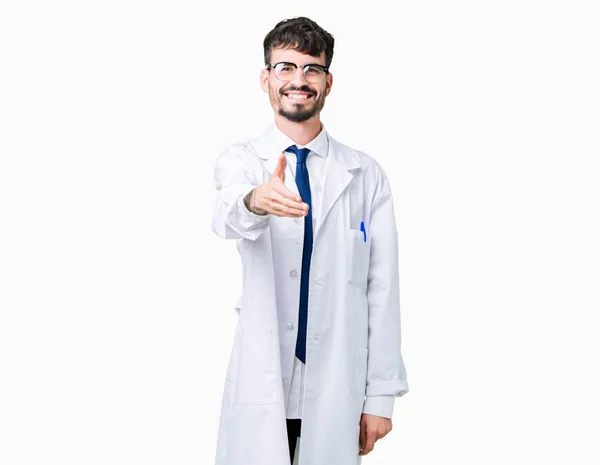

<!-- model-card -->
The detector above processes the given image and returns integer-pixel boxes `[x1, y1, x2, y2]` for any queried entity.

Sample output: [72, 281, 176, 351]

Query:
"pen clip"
[360, 221, 366, 242]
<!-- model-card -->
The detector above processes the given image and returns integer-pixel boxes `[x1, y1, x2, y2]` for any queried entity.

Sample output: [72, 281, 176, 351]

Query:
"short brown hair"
[263, 17, 335, 68]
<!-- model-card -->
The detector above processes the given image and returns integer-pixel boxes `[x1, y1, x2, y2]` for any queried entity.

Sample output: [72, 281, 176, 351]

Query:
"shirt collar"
[270, 122, 329, 158]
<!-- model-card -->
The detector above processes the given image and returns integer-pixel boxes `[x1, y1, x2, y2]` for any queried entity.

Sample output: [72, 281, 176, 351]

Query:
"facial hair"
[271, 85, 326, 123]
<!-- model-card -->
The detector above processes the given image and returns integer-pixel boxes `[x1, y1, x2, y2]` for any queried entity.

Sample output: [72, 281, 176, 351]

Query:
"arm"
[362, 169, 409, 417]
[211, 144, 272, 241]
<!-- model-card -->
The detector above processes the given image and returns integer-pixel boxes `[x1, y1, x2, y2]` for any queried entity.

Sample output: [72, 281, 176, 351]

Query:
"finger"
[273, 205, 307, 218]
[366, 432, 377, 452]
[360, 431, 377, 456]
[271, 205, 305, 218]
[272, 182, 303, 204]
[270, 199, 307, 217]
[271, 191, 308, 214]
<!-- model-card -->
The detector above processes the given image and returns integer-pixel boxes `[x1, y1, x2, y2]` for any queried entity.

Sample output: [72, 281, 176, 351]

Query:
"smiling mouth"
[283, 91, 314, 102]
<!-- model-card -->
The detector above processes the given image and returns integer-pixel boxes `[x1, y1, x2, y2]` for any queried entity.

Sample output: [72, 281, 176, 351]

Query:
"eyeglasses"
[266, 62, 329, 83]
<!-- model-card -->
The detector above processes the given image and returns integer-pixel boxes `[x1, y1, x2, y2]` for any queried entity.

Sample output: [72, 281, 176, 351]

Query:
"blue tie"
[286, 144, 313, 364]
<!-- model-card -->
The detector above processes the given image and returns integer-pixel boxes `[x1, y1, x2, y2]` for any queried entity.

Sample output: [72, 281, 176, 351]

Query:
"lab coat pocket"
[347, 228, 369, 291]
[231, 324, 277, 405]
[354, 347, 369, 399]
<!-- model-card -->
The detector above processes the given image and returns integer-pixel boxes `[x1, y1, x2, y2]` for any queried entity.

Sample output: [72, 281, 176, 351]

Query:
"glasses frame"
[266, 61, 330, 82]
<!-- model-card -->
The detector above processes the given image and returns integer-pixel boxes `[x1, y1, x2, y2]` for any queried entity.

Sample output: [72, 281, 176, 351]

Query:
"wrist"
[244, 189, 268, 216]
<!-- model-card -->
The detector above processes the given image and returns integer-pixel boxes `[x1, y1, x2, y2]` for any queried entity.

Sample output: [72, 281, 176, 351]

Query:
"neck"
[274, 114, 322, 146]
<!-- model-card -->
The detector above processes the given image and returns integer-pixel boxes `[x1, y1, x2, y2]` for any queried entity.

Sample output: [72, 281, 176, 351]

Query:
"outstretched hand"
[252, 154, 309, 217]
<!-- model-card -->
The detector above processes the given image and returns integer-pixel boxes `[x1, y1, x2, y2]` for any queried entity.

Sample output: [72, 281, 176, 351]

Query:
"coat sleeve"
[362, 395, 395, 419]
[363, 167, 409, 408]
[211, 144, 272, 241]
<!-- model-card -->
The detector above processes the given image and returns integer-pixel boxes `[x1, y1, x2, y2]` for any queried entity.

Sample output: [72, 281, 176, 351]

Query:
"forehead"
[270, 46, 326, 65]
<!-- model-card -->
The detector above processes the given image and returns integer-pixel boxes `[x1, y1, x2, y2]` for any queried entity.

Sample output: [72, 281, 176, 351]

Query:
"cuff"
[362, 396, 395, 419]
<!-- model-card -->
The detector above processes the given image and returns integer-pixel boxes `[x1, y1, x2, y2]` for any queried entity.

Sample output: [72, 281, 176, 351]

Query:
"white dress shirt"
[238, 123, 395, 420]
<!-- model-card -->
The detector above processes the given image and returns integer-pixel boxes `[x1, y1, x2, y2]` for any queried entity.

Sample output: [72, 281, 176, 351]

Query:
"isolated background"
[1, 1, 599, 464]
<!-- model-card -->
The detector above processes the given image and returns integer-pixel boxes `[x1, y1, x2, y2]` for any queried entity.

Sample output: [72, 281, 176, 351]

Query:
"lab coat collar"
[270, 122, 329, 159]
[256, 123, 361, 171]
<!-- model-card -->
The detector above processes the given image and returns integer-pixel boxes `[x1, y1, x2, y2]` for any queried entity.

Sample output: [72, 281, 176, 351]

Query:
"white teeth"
[287, 93, 309, 99]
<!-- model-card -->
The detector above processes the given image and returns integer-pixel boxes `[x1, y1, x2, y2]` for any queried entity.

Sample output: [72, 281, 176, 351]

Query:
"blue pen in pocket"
[360, 221, 366, 242]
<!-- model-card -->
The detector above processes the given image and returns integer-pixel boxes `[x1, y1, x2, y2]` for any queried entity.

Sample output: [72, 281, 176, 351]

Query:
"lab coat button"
[314, 334, 321, 342]
[287, 323, 295, 331]
[283, 379, 288, 386]
[289, 269, 298, 278]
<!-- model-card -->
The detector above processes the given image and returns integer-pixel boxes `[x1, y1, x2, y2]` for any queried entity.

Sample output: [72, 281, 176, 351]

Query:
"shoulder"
[218, 135, 259, 159]
[214, 132, 265, 170]
[329, 136, 392, 190]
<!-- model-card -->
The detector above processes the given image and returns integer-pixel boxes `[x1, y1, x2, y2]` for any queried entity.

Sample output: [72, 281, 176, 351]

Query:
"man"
[212, 17, 409, 465]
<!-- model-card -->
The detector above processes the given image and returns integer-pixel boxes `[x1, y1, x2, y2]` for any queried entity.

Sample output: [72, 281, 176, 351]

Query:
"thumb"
[359, 422, 367, 454]
[272, 153, 287, 181]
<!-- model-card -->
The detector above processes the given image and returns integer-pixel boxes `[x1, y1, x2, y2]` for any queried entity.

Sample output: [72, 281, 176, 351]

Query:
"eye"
[276, 63, 296, 73]
[305, 66, 323, 74]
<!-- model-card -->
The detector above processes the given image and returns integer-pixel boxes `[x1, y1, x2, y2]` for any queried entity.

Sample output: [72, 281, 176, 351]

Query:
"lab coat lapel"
[315, 137, 361, 240]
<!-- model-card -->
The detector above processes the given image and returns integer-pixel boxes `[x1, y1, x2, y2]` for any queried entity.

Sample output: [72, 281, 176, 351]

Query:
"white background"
[1, 1, 599, 464]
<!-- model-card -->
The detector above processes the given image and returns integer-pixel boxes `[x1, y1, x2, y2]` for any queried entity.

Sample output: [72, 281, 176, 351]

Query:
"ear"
[260, 68, 270, 93]
[325, 72, 333, 96]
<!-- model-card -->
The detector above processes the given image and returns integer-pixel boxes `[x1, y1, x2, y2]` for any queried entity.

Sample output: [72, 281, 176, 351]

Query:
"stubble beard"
[272, 89, 325, 123]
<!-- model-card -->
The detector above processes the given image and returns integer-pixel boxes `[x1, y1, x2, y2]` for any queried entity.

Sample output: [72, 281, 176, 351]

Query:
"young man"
[212, 17, 409, 465]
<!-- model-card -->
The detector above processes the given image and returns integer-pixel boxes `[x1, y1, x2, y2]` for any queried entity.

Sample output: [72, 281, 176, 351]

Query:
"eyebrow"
[278, 61, 326, 67]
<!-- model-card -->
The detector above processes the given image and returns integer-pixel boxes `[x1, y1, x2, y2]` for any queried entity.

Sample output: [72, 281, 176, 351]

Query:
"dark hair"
[263, 17, 335, 69]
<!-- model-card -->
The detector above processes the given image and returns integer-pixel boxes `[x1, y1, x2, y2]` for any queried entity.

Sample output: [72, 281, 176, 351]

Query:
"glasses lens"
[274, 63, 297, 81]
[303, 65, 325, 83]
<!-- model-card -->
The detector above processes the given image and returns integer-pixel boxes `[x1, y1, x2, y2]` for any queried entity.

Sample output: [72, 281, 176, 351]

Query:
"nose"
[289, 66, 309, 86]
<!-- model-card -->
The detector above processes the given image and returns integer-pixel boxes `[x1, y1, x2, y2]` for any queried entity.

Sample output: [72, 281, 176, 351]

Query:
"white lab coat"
[211, 126, 409, 465]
